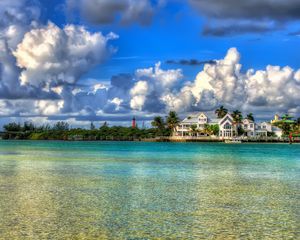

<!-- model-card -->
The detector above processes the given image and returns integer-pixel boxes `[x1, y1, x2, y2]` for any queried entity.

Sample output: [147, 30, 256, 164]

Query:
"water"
[0, 141, 299, 239]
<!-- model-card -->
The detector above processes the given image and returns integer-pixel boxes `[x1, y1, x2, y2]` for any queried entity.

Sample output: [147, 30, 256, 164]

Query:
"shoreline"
[0, 138, 299, 144]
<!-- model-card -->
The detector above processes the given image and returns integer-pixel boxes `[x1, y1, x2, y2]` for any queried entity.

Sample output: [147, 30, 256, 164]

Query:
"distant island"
[1, 107, 300, 142]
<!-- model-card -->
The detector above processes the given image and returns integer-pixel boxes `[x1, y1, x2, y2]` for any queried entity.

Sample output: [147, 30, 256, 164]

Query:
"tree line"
[1, 108, 300, 140]
[1, 112, 180, 140]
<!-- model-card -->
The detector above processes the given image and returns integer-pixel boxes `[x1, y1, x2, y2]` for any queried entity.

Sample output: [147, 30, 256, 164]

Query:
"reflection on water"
[0, 141, 299, 239]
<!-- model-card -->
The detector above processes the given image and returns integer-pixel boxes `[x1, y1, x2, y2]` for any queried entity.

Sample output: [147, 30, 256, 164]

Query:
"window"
[199, 118, 207, 123]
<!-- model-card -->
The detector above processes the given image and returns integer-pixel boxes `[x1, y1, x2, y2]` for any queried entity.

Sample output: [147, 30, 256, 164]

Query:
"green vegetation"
[246, 113, 254, 122]
[190, 124, 198, 136]
[273, 114, 299, 136]
[1, 111, 179, 141]
[2, 110, 300, 140]
[151, 116, 166, 136]
[204, 124, 219, 136]
[231, 110, 243, 123]
[215, 106, 228, 118]
[1, 122, 160, 141]
[166, 111, 180, 133]
[237, 125, 245, 136]
[3, 122, 165, 140]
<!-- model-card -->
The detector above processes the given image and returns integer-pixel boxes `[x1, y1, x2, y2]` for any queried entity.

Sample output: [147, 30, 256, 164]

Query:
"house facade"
[175, 112, 218, 137]
[219, 113, 237, 139]
[255, 122, 272, 136]
[241, 118, 255, 137]
[176, 112, 283, 139]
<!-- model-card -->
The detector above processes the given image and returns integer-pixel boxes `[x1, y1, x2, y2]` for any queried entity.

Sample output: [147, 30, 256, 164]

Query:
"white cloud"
[0, 0, 40, 95]
[245, 65, 300, 110]
[0, 0, 299, 124]
[0, 0, 122, 124]
[187, 47, 245, 108]
[130, 81, 149, 111]
[14, 22, 118, 87]
[129, 62, 183, 112]
[128, 48, 300, 118]
[36, 100, 64, 115]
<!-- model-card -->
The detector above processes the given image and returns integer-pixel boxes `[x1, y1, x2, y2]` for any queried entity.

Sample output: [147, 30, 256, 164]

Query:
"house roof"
[180, 112, 216, 124]
[181, 116, 199, 124]
[258, 121, 271, 125]
[219, 113, 233, 125]
[209, 118, 219, 124]
[243, 118, 254, 123]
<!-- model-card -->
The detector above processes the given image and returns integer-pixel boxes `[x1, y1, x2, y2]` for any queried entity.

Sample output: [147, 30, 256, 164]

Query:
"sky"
[0, 0, 300, 128]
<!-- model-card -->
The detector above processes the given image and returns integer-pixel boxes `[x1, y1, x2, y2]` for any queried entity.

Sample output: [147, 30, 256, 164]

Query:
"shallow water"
[0, 141, 299, 239]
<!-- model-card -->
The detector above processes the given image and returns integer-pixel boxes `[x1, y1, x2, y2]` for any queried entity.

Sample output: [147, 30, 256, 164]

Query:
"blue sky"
[0, 0, 300, 127]
[40, 0, 300, 80]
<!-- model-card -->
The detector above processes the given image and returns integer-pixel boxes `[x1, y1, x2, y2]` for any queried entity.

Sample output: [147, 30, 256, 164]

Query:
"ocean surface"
[0, 141, 299, 239]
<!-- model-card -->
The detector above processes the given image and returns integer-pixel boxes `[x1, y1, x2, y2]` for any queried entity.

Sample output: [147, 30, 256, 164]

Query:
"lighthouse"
[132, 117, 136, 128]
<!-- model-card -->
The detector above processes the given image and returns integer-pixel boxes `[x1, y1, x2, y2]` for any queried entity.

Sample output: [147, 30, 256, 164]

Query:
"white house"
[255, 122, 282, 138]
[176, 112, 218, 137]
[241, 118, 255, 137]
[255, 122, 271, 136]
[176, 111, 283, 139]
[218, 113, 237, 139]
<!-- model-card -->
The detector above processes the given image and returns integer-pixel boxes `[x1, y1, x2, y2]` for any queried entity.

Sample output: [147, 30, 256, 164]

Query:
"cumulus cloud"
[13, 22, 118, 87]
[1, 0, 300, 126]
[245, 66, 300, 111]
[189, 0, 300, 36]
[0, 0, 120, 124]
[130, 62, 183, 112]
[158, 48, 245, 112]
[0, 0, 41, 97]
[67, 0, 157, 26]
[127, 48, 300, 118]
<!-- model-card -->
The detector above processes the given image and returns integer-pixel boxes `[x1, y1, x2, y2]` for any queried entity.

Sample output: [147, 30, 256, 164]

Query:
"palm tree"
[151, 116, 165, 129]
[231, 110, 243, 123]
[215, 106, 228, 118]
[246, 113, 254, 122]
[190, 124, 198, 136]
[90, 122, 95, 130]
[166, 111, 180, 133]
[204, 124, 213, 136]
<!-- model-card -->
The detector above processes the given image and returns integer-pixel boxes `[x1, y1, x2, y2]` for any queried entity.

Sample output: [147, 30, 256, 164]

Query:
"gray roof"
[181, 115, 218, 125]
[209, 118, 219, 124]
[243, 118, 254, 123]
[181, 116, 198, 124]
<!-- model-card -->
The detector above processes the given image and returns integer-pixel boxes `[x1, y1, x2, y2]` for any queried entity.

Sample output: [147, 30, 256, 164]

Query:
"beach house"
[255, 122, 282, 137]
[176, 112, 218, 137]
[255, 122, 271, 137]
[241, 118, 255, 137]
[176, 111, 283, 139]
[218, 113, 236, 138]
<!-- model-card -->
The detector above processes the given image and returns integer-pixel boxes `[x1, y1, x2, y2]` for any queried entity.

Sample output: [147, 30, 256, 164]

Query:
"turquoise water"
[0, 141, 299, 239]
